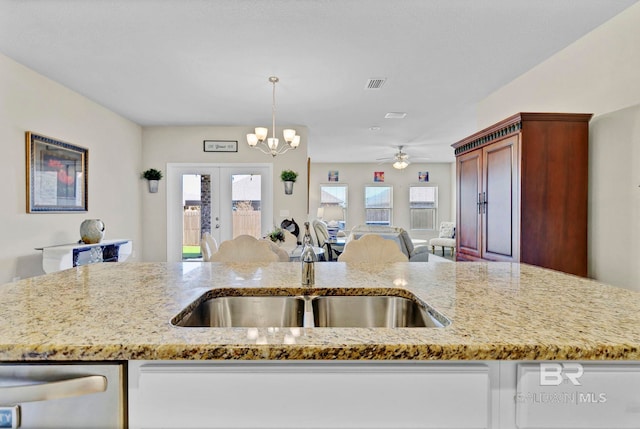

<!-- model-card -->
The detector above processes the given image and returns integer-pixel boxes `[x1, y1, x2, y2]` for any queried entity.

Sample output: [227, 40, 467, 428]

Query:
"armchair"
[429, 222, 456, 257]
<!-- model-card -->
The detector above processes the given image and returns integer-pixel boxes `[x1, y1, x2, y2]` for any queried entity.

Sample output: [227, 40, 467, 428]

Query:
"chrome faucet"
[301, 248, 315, 286]
[301, 221, 316, 286]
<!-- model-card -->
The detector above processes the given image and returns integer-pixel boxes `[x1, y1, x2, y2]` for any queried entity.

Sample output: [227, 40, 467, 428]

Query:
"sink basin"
[172, 289, 449, 328]
[312, 295, 445, 328]
[173, 296, 305, 327]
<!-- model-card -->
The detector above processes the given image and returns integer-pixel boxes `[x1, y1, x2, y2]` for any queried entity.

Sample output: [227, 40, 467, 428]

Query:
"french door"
[166, 163, 273, 262]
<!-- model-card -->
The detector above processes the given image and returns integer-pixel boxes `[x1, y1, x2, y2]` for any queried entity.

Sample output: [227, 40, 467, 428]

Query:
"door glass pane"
[182, 174, 209, 261]
[231, 174, 262, 238]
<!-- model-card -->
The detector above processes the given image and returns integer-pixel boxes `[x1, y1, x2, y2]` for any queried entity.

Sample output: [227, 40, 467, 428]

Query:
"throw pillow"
[439, 223, 455, 238]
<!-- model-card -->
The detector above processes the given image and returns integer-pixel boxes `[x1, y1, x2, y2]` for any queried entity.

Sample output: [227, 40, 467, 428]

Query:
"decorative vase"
[80, 219, 105, 244]
[148, 180, 159, 193]
[284, 181, 294, 195]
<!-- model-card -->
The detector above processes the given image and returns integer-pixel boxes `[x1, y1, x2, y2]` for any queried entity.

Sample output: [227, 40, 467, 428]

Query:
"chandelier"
[246, 76, 300, 157]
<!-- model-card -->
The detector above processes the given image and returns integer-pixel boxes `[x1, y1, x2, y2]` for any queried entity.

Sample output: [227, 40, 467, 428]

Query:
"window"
[409, 186, 437, 230]
[365, 186, 393, 226]
[319, 185, 348, 230]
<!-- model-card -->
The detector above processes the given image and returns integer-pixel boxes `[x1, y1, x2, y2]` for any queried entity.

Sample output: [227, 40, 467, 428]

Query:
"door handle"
[0, 375, 107, 404]
[482, 192, 487, 214]
[215, 224, 220, 229]
[478, 193, 482, 214]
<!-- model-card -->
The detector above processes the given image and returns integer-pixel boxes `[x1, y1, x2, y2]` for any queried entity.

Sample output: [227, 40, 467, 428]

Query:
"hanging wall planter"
[148, 180, 159, 193]
[280, 169, 298, 195]
[142, 168, 163, 193]
[283, 181, 294, 195]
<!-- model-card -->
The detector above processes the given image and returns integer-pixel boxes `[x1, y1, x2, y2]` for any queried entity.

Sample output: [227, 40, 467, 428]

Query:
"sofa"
[348, 225, 430, 262]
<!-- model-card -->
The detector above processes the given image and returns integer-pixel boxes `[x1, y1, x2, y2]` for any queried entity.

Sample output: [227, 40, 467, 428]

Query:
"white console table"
[37, 239, 133, 273]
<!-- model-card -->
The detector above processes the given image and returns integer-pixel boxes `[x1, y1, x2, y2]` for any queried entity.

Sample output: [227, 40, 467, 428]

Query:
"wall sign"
[203, 140, 238, 152]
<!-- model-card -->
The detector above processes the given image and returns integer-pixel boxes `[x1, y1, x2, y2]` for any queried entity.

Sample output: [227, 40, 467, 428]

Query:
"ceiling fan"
[376, 145, 425, 170]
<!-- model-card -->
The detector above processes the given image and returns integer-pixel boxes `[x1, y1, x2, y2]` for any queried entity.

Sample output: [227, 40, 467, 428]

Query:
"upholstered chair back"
[211, 235, 279, 263]
[338, 234, 408, 263]
[200, 232, 219, 262]
[312, 219, 330, 247]
[263, 239, 291, 262]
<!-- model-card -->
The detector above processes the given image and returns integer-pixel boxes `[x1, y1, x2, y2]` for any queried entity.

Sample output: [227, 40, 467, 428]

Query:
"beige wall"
[0, 52, 142, 284]
[309, 162, 454, 241]
[477, 3, 640, 290]
[141, 126, 309, 262]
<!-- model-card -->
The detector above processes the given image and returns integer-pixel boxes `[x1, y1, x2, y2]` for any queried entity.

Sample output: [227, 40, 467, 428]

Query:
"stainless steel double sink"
[171, 289, 449, 328]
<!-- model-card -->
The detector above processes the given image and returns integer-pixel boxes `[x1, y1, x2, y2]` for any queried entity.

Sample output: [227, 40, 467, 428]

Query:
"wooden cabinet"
[453, 113, 592, 277]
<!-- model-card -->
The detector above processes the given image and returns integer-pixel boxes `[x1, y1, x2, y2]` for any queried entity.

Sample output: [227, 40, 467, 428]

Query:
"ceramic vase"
[80, 219, 105, 244]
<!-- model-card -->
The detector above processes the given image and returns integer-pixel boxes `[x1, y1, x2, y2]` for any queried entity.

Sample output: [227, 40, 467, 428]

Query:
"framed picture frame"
[26, 132, 88, 213]
[203, 140, 238, 152]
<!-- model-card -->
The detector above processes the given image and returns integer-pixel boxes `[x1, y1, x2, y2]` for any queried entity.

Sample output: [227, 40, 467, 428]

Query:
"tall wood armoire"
[452, 112, 592, 277]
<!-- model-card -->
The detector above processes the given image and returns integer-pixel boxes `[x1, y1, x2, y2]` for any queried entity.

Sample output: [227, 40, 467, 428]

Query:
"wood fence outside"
[183, 209, 262, 245]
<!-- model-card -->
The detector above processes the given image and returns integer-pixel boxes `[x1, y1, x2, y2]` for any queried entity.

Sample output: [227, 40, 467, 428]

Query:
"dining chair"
[211, 235, 279, 263]
[337, 234, 408, 263]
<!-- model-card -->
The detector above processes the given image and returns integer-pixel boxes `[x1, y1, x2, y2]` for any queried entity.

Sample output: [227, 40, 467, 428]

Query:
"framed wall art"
[26, 132, 88, 213]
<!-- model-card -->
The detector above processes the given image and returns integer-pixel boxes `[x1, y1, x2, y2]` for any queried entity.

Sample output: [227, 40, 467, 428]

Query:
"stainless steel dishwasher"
[0, 362, 125, 428]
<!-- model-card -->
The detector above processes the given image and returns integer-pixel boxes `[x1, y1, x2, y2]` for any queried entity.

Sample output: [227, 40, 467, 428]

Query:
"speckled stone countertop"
[1, 261, 639, 361]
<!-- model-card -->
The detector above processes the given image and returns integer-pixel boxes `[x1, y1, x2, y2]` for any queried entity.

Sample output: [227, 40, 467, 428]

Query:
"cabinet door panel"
[457, 150, 482, 259]
[129, 361, 491, 429]
[483, 136, 519, 262]
[516, 363, 640, 428]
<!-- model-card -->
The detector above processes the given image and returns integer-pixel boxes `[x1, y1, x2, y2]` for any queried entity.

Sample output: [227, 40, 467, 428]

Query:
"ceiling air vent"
[384, 112, 407, 119]
[365, 78, 386, 90]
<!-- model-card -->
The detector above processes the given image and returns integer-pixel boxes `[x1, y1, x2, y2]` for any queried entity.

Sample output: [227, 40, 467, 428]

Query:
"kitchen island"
[2, 261, 640, 361]
[2, 261, 640, 428]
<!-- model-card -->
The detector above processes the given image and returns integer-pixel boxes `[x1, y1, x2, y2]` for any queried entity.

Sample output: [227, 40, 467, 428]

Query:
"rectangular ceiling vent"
[365, 78, 386, 90]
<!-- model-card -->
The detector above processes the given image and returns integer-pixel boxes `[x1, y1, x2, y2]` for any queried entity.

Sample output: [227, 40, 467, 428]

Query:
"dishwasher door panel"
[0, 363, 124, 429]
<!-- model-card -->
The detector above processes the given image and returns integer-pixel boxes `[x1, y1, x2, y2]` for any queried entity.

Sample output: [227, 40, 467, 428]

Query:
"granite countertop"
[1, 261, 639, 361]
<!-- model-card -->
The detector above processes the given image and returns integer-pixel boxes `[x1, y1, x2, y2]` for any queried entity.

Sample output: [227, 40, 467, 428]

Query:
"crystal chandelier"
[246, 76, 300, 157]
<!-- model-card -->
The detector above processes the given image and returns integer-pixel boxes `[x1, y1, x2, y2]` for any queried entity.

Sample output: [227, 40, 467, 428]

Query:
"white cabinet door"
[129, 361, 491, 429]
[515, 363, 640, 429]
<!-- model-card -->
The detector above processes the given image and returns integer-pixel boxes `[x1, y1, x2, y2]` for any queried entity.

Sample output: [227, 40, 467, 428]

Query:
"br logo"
[539, 363, 584, 386]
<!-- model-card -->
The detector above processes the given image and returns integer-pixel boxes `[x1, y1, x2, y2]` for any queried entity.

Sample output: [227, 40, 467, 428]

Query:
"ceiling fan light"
[255, 127, 268, 142]
[393, 160, 409, 170]
[247, 133, 258, 147]
[290, 135, 301, 148]
[283, 129, 296, 142]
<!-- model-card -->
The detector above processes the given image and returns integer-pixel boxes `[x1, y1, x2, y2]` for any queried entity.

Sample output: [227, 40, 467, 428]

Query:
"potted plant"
[142, 168, 163, 193]
[280, 169, 298, 195]
[267, 227, 285, 243]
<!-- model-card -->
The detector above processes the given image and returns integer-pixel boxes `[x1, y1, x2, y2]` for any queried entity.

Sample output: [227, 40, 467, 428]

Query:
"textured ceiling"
[0, 0, 637, 163]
